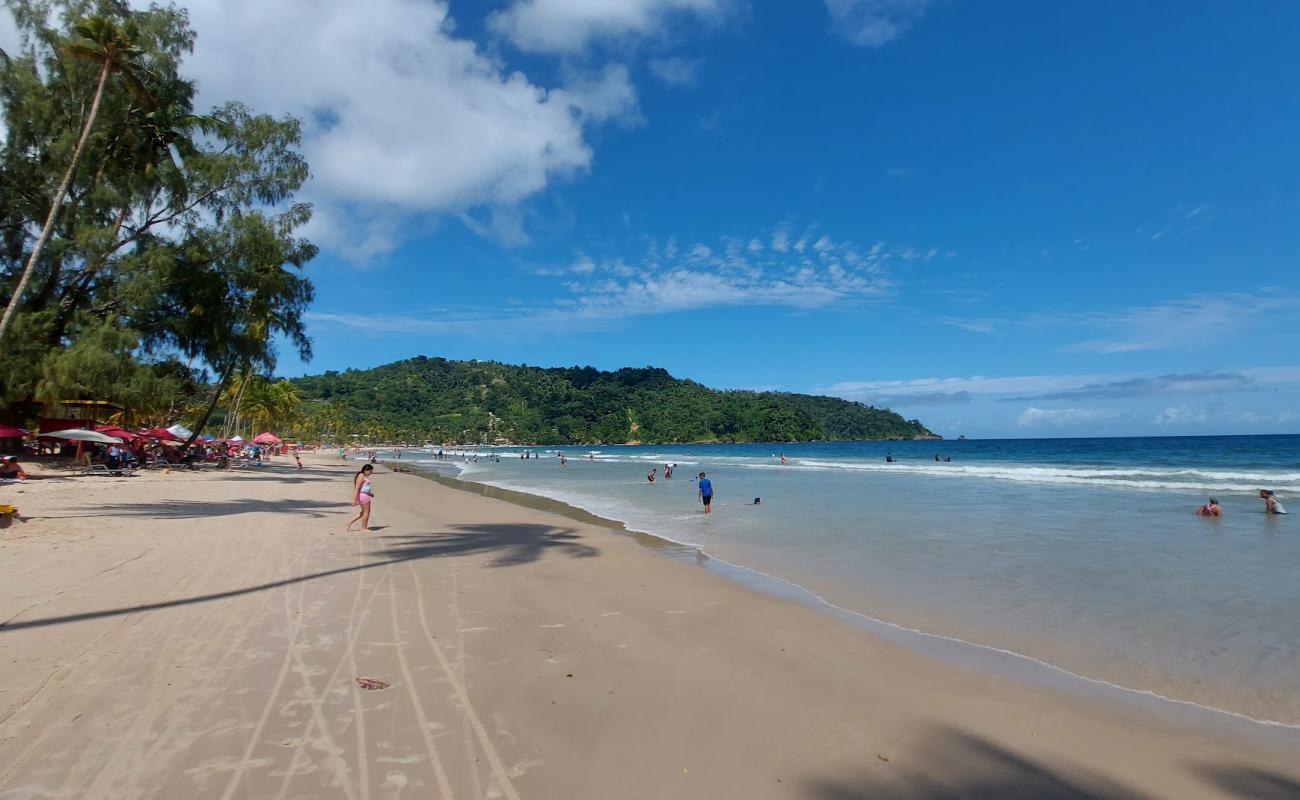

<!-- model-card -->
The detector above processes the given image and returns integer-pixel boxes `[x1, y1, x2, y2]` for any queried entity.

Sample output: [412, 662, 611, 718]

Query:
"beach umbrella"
[230, 435, 244, 443]
[199, 434, 215, 442]
[252, 432, 281, 444]
[0, 424, 30, 437]
[95, 425, 138, 441]
[44, 429, 123, 444]
[143, 427, 179, 441]
[166, 423, 193, 439]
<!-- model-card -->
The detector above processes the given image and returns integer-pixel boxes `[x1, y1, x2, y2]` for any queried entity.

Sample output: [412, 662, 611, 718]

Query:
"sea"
[387, 435, 1300, 728]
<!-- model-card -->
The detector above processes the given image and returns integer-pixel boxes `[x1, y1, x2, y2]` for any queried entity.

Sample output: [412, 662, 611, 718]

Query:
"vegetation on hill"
[291, 357, 935, 445]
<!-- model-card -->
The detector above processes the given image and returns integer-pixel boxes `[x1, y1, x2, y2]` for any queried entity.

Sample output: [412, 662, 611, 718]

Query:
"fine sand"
[1, 454, 1299, 799]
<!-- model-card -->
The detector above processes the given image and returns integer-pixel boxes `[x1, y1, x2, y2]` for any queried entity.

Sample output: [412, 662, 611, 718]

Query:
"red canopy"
[140, 427, 180, 441]
[95, 425, 139, 441]
[0, 424, 30, 438]
[252, 432, 281, 444]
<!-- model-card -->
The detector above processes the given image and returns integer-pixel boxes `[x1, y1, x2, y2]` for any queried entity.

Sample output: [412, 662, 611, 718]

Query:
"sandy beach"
[1, 454, 1298, 799]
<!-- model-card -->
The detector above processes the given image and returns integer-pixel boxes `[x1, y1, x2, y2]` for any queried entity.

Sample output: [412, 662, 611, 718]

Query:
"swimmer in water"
[1260, 490, 1288, 515]
[1196, 497, 1222, 517]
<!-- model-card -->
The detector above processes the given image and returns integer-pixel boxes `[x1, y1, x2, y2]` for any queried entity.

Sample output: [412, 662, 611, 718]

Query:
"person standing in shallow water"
[697, 472, 714, 514]
[1260, 490, 1287, 515]
[346, 464, 376, 532]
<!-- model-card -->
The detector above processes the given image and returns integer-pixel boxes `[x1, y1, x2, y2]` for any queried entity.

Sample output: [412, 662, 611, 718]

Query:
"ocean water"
[397, 436, 1300, 726]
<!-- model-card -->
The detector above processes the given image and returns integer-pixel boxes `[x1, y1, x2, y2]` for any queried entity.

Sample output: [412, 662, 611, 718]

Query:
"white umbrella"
[166, 423, 194, 439]
[230, 435, 244, 443]
[45, 429, 123, 444]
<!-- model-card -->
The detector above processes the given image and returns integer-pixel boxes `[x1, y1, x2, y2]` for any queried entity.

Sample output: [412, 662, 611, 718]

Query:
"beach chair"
[81, 463, 136, 477]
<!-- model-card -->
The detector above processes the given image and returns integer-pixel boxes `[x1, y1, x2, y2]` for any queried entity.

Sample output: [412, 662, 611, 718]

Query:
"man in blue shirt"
[697, 472, 713, 514]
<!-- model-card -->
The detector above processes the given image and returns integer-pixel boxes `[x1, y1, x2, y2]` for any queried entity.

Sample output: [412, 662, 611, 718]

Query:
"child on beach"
[346, 464, 376, 532]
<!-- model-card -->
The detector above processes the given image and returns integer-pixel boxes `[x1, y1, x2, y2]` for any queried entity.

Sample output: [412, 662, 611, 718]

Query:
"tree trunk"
[0, 59, 112, 342]
[183, 360, 237, 449]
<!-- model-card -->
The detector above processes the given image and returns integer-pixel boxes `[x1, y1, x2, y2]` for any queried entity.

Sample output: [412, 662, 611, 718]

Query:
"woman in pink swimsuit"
[346, 464, 376, 532]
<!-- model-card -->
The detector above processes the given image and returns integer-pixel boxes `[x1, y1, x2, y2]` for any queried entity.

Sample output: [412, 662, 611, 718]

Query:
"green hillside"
[291, 357, 936, 445]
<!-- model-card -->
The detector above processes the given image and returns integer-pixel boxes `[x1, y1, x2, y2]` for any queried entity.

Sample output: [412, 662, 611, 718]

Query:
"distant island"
[292, 356, 937, 445]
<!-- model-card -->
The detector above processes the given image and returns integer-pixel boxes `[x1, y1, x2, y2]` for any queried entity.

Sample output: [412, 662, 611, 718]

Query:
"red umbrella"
[141, 427, 179, 441]
[0, 424, 30, 438]
[95, 425, 139, 441]
[252, 432, 281, 444]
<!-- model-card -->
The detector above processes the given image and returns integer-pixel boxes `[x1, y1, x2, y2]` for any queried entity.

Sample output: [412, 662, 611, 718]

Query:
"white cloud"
[165, 0, 640, 259]
[1018, 407, 1119, 427]
[647, 56, 702, 86]
[490, 0, 727, 54]
[825, 367, 1300, 403]
[825, 0, 931, 47]
[1154, 406, 1208, 425]
[942, 293, 1296, 354]
[311, 223, 899, 333]
[1236, 410, 1298, 425]
[1065, 294, 1292, 354]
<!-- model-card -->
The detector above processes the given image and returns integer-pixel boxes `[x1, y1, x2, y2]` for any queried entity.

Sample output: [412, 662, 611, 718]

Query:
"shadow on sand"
[804, 726, 1299, 800]
[0, 523, 597, 633]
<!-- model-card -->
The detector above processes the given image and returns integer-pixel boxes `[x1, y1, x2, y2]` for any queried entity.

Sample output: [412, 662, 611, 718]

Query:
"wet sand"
[1, 454, 1298, 798]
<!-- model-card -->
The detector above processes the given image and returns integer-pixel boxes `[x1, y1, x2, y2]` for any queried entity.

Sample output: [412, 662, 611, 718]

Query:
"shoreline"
[403, 458, 1300, 736]
[2, 453, 1299, 797]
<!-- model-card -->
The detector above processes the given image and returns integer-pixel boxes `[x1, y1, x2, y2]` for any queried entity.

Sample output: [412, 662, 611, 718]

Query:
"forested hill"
[292, 357, 936, 445]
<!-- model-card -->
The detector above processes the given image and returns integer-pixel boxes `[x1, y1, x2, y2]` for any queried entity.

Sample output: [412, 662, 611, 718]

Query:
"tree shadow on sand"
[1193, 763, 1300, 800]
[44, 497, 351, 520]
[0, 522, 596, 632]
[375, 524, 599, 567]
[805, 726, 1300, 799]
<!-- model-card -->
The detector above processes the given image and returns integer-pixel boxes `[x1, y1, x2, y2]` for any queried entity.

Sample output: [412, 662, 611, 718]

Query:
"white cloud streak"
[825, 0, 931, 47]
[941, 293, 1296, 354]
[647, 56, 702, 86]
[1018, 407, 1120, 427]
[312, 223, 918, 334]
[490, 0, 727, 54]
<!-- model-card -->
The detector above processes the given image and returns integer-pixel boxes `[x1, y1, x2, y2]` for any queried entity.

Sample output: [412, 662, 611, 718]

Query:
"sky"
[7, 1, 1300, 438]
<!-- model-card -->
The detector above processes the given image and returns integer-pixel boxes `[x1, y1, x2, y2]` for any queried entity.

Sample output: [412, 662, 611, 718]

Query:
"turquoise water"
[403, 436, 1300, 725]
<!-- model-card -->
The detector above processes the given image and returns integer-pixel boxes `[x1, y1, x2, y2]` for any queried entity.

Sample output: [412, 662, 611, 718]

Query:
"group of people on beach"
[1197, 490, 1287, 517]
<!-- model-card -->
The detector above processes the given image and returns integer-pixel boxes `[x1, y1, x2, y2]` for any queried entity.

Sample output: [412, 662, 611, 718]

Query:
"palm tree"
[0, 16, 152, 341]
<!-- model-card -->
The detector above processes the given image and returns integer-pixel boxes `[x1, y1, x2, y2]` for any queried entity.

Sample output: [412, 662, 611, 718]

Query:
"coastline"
[1, 453, 1298, 797]
[411, 458, 1300, 734]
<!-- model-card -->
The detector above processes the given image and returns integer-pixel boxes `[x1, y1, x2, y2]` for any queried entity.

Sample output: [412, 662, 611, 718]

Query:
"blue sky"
[78, 0, 1300, 438]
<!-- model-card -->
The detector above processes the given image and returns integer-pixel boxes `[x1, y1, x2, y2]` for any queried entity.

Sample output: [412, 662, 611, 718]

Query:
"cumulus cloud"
[1018, 407, 1119, 427]
[165, 0, 639, 259]
[647, 56, 703, 86]
[490, 0, 727, 54]
[825, 0, 932, 47]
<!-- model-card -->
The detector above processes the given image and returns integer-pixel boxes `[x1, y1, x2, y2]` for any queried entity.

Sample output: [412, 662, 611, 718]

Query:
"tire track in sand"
[407, 561, 522, 800]
[271, 534, 393, 800]
[218, 532, 327, 800]
[387, 567, 455, 799]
